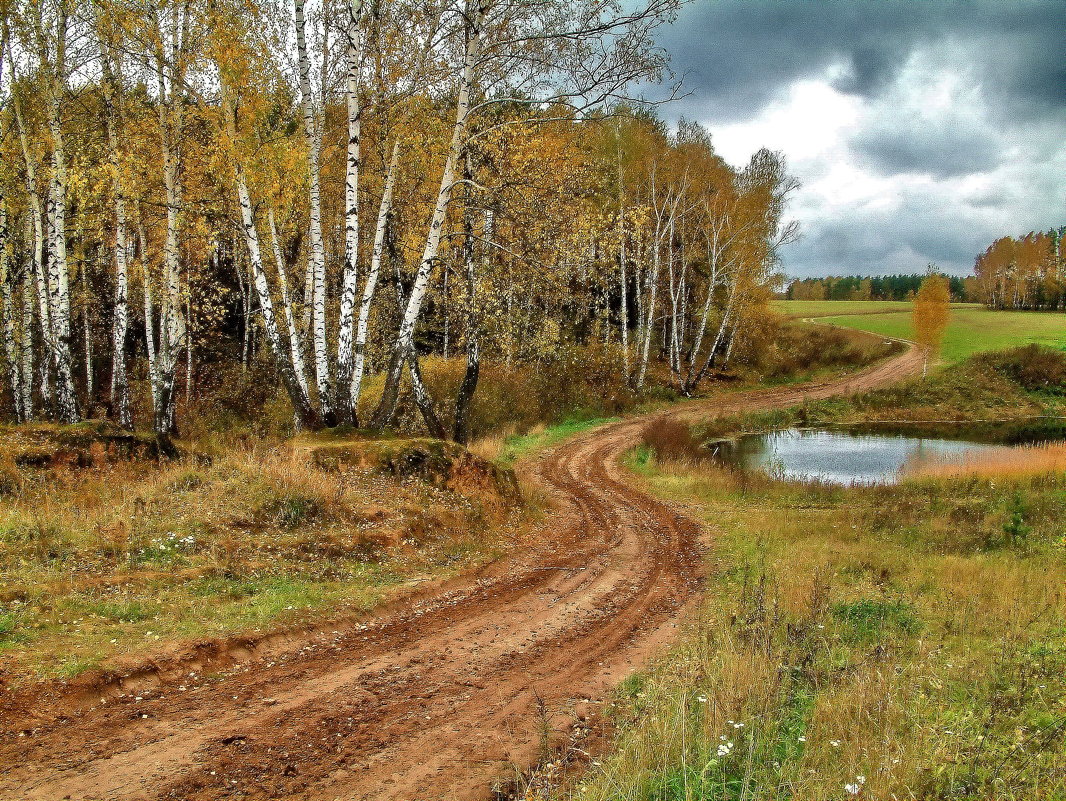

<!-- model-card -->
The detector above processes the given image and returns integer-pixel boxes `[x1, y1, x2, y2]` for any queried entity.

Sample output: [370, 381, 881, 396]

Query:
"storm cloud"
[653, 0, 1066, 277]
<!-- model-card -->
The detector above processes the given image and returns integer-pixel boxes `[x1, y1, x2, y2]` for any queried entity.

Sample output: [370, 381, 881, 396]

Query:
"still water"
[712, 428, 1015, 486]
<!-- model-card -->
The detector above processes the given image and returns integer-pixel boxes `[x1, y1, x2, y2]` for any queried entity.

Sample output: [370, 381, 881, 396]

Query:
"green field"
[820, 307, 1065, 362]
[774, 301, 1066, 363]
[773, 299, 978, 318]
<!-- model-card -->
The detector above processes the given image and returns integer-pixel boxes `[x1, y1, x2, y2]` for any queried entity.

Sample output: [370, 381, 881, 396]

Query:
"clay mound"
[0, 420, 172, 470]
[305, 435, 520, 506]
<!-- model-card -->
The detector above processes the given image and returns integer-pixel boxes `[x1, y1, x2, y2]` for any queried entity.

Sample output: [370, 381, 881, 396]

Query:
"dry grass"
[0, 443, 519, 683]
[906, 440, 1066, 480]
[468, 423, 521, 463]
[568, 452, 1066, 801]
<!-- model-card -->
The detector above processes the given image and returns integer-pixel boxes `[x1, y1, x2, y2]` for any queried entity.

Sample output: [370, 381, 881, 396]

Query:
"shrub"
[739, 322, 900, 379]
[980, 344, 1066, 395]
[642, 419, 707, 463]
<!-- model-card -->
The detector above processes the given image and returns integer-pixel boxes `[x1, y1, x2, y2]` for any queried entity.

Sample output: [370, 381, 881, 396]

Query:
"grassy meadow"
[0, 440, 520, 682]
[568, 347, 1066, 801]
[774, 299, 931, 318]
[573, 456, 1066, 801]
[774, 300, 1066, 364]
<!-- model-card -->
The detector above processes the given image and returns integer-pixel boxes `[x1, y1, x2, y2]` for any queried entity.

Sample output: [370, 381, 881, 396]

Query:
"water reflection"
[712, 428, 1015, 486]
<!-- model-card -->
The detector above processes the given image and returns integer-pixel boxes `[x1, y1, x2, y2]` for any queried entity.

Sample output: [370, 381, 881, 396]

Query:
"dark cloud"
[788, 203, 994, 277]
[657, 1, 1066, 122]
[652, 0, 1066, 278]
[850, 124, 1003, 178]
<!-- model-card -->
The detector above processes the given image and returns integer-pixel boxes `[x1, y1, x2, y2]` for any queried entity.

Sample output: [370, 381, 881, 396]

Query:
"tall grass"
[906, 440, 1066, 480]
[0, 447, 515, 681]
[570, 443, 1066, 801]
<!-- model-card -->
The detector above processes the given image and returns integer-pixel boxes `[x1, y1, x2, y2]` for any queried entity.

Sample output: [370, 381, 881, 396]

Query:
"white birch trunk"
[40, 28, 78, 422]
[636, 217, 662, 388]
[684, 225, 722, 391]
[225, 86, 319, 428]
[99, 26, 132, 427]
[369, 5, 484, 428]
[154, 6, 187, 436]
[692, 270, 739, 388]
[335, 0, 365, 420]
[350, 140, 399, 421]
[19, 262, 34, 420]
[294, 0, 333, 420]
[0, 204, 22, 421]
[81, 259, 93, 402]
[268, 209, 310, 398]
[234, 167, 319, 427]
[139, 218, 160, 414]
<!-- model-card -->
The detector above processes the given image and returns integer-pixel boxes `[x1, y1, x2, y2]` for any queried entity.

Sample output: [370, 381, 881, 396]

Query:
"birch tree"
[293, 0, 332, 421]
[95, 4, 132, 427]
[334, 0, 366, 422]
[214, 12, 322, 427]
[137, 0, 197, 437]
[369, 0, 680, 431]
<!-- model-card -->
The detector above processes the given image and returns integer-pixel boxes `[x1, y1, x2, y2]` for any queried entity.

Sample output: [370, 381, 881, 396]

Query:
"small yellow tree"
[913, 273, 951, 374]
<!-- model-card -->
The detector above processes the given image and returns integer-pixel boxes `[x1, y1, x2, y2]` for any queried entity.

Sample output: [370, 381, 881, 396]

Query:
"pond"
[711, 428, 1019, 486]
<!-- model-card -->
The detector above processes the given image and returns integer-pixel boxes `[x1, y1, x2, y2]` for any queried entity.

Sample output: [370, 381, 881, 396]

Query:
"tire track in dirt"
[0, 344, 922, 801]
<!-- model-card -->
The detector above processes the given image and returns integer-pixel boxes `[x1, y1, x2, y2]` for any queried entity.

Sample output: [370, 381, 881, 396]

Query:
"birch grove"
[0, 0, 797, 442]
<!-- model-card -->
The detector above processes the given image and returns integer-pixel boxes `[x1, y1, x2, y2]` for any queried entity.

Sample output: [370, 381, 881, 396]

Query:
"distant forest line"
[786, 226, 1065, 310]
[784, 274, 980, 303]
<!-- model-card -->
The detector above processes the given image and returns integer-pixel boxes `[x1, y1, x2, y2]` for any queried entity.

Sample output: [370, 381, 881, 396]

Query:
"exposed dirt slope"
[0, 345, 921, 801]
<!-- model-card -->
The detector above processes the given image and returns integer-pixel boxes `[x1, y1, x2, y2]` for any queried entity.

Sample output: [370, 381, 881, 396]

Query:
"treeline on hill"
[786, 274, 979, 302]
[975, 228, 1066, 310]
[0, 0, 798, 444]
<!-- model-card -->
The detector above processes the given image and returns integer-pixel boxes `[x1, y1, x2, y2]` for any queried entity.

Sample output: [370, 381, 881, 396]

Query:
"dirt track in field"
[0, 343, 922, 801]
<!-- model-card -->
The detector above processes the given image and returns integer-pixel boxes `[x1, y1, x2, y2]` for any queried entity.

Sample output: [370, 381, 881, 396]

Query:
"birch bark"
[268, 209, 310, 398]
[452, 199, 487, 444]
[335, 0, 365, 422]
[19, 261, 33, 419]
[368, 2, 485, 430]
[225, 90, 320, 429]
[293, 0, 333, 421]
[11, 72, 53, 410]
[98, 14, 131, 426]
[138, 213, 159, 413]
[350, 140, 399, 423]
[636, 211, 662, 388]
[0, 204, 22, 421]
[36, 4, 78, 422]
[151, 2, 190, 436]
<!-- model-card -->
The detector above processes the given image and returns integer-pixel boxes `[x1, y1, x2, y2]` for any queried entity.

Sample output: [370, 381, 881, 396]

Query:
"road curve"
[0, 344, 922, 801]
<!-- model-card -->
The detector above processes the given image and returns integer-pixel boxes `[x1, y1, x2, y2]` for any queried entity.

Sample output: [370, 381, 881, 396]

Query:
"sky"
[652, 0, 1066, 278]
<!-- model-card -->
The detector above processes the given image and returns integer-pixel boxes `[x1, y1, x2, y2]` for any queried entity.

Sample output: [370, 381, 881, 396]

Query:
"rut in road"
[0, 345, 922, 801]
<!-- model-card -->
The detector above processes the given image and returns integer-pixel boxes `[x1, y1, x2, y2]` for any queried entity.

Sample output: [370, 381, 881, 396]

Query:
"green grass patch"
[496, 415, 620, 467]
[815, 306, 1066, 363]
[572, 455, 1066, 801]
[0, 446, 518, 684]
[831, 598, 922, 642]
[774, 299, 950, 318]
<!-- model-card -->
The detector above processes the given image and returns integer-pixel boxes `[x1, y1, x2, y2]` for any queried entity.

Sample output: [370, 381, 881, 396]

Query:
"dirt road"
[0, 345, 921, 801]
